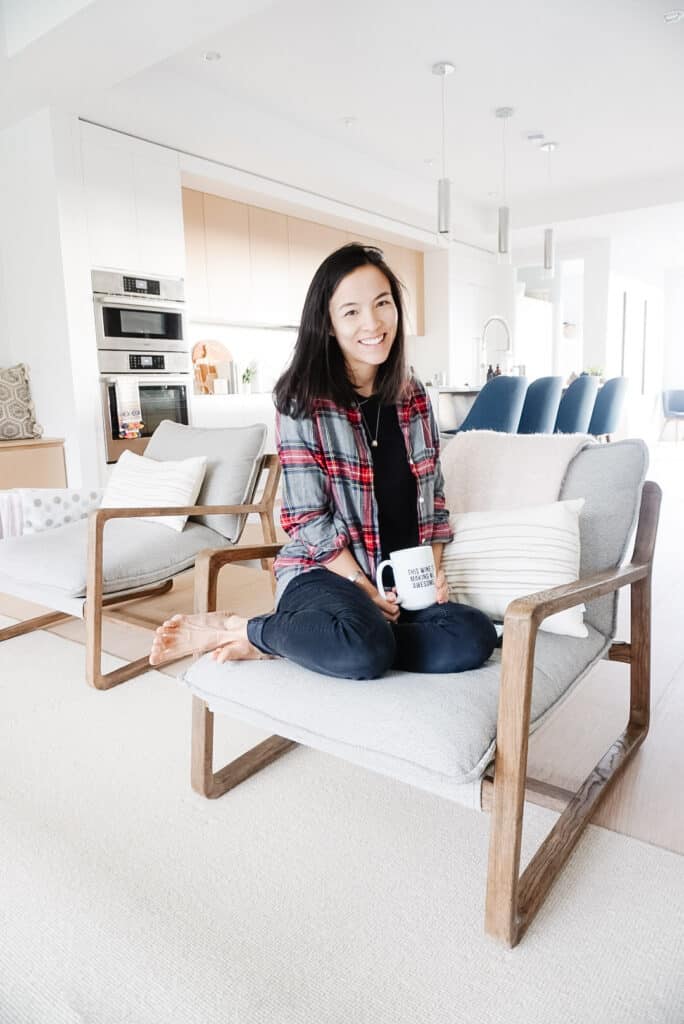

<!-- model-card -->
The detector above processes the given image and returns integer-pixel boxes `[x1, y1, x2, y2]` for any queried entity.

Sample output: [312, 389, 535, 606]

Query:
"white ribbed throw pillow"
[441, 498, 587, 638]
[102, 450, 207, 532]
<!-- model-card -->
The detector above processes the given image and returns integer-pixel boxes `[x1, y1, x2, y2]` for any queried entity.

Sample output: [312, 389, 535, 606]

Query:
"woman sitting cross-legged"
[149, 243, 497, 679]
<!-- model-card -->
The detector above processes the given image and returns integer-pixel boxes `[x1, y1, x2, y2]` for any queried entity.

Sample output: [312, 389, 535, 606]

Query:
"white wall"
[663, 270, 684, 389]
[448, 246, 516, 386]
[0, 108, 85, 483]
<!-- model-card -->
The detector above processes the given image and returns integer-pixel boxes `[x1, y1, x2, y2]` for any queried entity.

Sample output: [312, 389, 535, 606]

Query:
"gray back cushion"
[144, 420, 267, 541]
[559, 438, 647, 636]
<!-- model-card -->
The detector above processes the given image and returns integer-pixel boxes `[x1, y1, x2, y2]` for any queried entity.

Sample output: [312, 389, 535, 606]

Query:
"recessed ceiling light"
[202, 50, 222, 62]
[540, 141, 559, 152]
[664, 9, 684, 22]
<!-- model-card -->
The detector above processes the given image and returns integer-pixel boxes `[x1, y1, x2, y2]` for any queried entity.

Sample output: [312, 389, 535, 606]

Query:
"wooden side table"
[0, 437, 67, 488]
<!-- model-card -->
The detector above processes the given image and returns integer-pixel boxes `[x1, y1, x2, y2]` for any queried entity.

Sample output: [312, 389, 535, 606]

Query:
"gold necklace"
[359, 398, 381, 448]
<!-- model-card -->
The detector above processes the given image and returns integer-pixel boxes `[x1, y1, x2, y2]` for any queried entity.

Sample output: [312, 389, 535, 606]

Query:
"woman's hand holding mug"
[376, 546, 438, 611]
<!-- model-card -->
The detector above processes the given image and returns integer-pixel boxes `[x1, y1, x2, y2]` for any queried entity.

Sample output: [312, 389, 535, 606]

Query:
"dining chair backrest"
[453, 375, 528, 434]
[663, 389, 684, 416]
[517, 376, 563, 434]
[588, 376, 628, 437]
[554, 375, 600, 434]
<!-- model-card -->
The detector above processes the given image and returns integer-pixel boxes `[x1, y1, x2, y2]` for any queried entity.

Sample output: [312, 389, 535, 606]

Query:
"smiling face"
[328, 264, 398, 394]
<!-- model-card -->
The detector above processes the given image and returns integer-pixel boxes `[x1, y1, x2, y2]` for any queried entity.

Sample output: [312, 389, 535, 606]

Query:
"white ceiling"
[2, 0, 684, 266]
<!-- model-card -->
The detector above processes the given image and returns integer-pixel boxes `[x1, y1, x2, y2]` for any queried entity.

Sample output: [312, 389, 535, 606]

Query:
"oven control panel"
[123, 276, 161, 295]
[129, 354, 165, 370]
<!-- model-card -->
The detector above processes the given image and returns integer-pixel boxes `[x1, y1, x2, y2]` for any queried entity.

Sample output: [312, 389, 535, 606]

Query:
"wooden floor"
[1, 441, 683, 855]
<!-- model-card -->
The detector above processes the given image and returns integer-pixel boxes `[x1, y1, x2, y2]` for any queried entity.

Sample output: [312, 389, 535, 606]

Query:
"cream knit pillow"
[441, 498, 587, 638]
[102, 450, 207, 532]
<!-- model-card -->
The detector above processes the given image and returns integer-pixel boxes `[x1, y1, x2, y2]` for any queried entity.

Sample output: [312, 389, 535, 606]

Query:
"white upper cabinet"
[80, 123, 185, 278]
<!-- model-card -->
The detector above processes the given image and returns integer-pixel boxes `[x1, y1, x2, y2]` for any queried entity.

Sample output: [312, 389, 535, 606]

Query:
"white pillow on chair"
[101, 450, 207, 532]
[441, 498, 587, 638]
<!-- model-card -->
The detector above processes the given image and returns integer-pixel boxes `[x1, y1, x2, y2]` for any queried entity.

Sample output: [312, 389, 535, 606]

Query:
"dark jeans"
[247, 570, 497, 680]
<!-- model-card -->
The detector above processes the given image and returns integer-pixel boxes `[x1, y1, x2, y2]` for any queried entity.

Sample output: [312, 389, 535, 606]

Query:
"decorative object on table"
[0, 363, 43, 440]
[192, 340, 232, 395]
[486, 364, 494, 382]
[494, 363, 502, 376]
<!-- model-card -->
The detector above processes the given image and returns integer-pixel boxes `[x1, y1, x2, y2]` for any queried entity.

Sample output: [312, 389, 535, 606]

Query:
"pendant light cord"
[501, 117, 507, 202]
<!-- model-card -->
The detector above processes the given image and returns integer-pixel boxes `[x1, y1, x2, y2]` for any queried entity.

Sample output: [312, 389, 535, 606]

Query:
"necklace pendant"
[371, 439, 378, 448]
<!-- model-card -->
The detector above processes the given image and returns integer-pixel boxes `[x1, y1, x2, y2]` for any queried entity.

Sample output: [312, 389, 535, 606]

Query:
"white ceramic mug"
[376, 545, 437, 611]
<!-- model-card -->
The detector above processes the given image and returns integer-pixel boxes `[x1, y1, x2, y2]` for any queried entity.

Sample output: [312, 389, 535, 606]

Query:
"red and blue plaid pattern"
[273, 378, 453, 604]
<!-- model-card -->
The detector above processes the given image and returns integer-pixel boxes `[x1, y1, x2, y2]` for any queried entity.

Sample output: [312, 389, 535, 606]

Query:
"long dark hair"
[274, 243, 407, 417]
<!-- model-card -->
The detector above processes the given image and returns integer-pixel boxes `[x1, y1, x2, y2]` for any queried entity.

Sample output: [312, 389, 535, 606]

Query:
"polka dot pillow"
[20, 489, 103, 534]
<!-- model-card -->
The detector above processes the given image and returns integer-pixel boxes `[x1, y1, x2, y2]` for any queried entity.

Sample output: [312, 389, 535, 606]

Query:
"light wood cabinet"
[181, 187, 208, 316]
[0, 438, 67, 488]
[181, 189, 425, 334]
[249, 207, 289, 324]
[204, 194, 251, 322]
[287, 218, 347, 323]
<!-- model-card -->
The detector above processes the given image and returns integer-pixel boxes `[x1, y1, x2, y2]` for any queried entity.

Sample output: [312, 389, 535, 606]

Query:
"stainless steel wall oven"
[92, 270, 191, 463]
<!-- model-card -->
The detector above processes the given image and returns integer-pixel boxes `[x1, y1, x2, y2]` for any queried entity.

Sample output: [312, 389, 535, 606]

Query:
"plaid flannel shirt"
[273, 378, 453, 604]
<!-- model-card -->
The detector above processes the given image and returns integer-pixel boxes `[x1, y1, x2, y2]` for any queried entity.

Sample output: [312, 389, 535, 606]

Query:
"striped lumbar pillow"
[102, 450, 208, 532]
[441, 498, 587, 638]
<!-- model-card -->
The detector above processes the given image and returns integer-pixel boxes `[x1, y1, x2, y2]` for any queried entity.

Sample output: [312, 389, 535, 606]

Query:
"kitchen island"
[430, 386, 481, 432]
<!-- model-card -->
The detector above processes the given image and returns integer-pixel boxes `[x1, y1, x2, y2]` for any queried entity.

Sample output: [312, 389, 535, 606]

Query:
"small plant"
[241, 363, 256, 385]
[584, 366, 603, 377]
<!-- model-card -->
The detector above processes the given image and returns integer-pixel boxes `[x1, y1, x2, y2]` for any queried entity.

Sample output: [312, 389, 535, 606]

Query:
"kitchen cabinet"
[204, 194, 251, 322]
[80, 123, 184, 278]
[0, 438, 67, 488]
[181, 187, 208, 316]
[181, 188, 424, 333]
[249, 206, 289, 324]
[287, 218, 347, 323]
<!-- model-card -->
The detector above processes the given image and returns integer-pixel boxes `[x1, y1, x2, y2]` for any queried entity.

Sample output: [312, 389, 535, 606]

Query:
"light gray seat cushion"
[0, 518, 227, 602]
[184, 625, 609, 797]
[144, 420, 267, 541]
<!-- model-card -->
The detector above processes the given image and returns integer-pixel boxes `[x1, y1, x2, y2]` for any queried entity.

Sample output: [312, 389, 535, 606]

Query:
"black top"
[358, 394, 419, 559]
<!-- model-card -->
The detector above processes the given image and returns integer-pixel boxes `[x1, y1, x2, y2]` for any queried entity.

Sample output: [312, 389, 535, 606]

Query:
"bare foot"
[149, 611, 238, 666]
[209, 614, 274, 663]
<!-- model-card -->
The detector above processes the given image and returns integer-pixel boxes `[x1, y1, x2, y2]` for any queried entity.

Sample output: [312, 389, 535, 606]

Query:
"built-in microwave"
[92, 270, 186, 353]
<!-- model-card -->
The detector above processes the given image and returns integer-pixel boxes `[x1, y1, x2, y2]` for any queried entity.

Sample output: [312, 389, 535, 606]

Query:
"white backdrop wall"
[0, 108, 85, 483]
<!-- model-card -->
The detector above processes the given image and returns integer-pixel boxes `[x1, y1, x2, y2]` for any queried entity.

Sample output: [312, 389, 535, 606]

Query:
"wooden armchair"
[183, 440, 660, 946]
[0, 421, 280, 691]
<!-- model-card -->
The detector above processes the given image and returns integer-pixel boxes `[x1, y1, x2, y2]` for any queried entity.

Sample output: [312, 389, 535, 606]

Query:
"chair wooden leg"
[191, 696, 296, 798]
[485, 566, 654, 947]
[0, 610, 73, 641]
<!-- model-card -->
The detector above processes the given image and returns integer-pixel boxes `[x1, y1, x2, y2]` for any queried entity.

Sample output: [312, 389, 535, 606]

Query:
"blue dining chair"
[554, 375, 600, 434]
[660, 389, 684, 441]
[517, 376, 563, 434]
[444, 375, 528, 434]
[588, 376, 628, 440]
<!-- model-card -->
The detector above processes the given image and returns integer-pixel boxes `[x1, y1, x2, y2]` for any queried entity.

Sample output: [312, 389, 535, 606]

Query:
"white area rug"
[1, 625, 684, 1024]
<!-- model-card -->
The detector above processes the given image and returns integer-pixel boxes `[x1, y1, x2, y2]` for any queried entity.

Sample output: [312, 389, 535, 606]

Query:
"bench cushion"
[0, 518, 227, 603]
[184, 624, 609, 801]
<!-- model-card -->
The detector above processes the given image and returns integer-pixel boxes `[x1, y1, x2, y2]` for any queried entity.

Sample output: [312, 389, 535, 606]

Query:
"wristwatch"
[347, 569, 364, 586]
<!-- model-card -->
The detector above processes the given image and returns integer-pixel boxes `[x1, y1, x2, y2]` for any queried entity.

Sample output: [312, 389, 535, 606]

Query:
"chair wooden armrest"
[82, 454, 281, 691]
[485, 480, 661, 946]
[193, 543, 285, 615]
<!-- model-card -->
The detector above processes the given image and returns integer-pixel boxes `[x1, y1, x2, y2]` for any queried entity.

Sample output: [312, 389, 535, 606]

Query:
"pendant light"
[540, 141, 558, 278]
[495, 107, 514, 261]
[432, 61, 455, 235]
